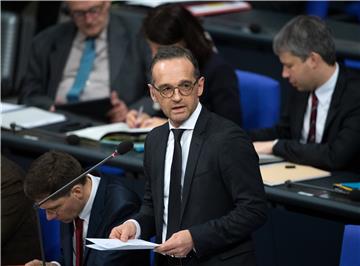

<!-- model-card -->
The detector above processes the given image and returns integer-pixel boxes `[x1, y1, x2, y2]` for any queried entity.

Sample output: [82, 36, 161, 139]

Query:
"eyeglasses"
[71, 3, 105, 20]
[152, 78, 199, 98]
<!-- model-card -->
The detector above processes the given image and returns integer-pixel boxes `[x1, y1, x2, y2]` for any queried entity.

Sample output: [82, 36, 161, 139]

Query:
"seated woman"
[126, 3, 242, 128]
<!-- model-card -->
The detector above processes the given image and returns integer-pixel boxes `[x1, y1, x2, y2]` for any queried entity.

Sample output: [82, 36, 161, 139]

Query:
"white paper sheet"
[1, 106, 66, 129]
[86, 238, 159, 250]
[67, 122, 152, 141]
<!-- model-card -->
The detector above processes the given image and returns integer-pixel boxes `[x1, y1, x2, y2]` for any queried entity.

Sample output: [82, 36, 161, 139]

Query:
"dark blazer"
[200, 52, 242, 126]
[249, 66, 360, 173]
[60, 176, 149, 266]
[19, 12, 151, 112]
[1, 155, 41, 265]
[136, 107, 267, 266]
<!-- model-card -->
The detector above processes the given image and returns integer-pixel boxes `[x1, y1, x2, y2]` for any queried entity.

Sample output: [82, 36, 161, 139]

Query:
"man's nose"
[282, 67, 289, 78]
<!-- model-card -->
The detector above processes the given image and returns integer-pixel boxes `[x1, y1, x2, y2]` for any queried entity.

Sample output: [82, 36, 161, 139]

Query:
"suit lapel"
[48, 25, 76, 98]
[61, 222, 74, 266]
[108, 13, 129, 88]
[154, 124, 170, 234]
[180, 108, 209, 220]
[323, 67, 345, 138]
[83, 178, 107, 262]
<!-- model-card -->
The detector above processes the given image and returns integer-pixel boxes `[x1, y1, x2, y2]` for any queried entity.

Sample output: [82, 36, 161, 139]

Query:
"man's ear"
[308, 52, 321, 69]
[148, 84, 158, 103]
[71, 184, 83, 200]
[196, 77, 205, 97]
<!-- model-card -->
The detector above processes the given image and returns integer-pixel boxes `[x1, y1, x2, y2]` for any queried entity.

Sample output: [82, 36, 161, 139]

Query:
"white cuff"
[127, 219, 141, 239]
[50, 261, 61, 266]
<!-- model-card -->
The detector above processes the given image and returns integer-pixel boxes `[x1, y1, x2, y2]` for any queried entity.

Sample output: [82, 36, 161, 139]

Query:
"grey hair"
[273, 15, 336, 65]
[150, 46, 200, 83]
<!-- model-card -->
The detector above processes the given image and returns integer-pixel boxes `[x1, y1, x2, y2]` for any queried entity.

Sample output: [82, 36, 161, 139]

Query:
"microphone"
[36, 141, 134, 207]
[33, 141, 133, 266]
[285, 180, 360, 202]
[10, 122, 80, 145]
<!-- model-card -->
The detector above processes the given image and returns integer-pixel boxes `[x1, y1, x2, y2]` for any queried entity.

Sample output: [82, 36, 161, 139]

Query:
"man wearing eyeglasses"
[19, 1, 151, 123]
[110, 46, 267, 266]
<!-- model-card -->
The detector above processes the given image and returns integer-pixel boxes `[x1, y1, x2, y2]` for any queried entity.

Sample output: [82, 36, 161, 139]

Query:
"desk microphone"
[33, 141, 134, 266]
[285, 180, 360, 201]
[10, 122, 80, 145]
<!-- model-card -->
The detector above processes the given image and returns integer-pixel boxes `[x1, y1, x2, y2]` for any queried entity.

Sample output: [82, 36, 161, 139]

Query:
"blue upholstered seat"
[235, 70, 281, 130]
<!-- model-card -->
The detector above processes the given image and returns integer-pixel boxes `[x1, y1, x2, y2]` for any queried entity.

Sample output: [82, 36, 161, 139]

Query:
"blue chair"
[339, 224, 360, 266]
[38, 208, 61, 261]
[235, 70, 281, 130]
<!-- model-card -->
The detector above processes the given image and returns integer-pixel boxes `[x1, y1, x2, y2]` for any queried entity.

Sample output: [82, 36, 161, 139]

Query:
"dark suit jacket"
[136, 108, 267, 266]
[19, 12, 151, 112]
[249, 66, 360, 173]
[60, 176, 149, 266]
[200, 52, 242, 126]
[1, 155, 41, 265]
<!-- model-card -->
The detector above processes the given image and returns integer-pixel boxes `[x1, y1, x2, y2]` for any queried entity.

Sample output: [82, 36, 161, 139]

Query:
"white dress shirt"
[72, 174, 100, 265]
[301, 63, 339, 144]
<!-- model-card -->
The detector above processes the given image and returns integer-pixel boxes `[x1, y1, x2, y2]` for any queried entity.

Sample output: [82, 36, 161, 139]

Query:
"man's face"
[279, 51, 316, 92]
[39, 186, 84, 223]
[149, 58, 204, 128]
[67, 1, 110, 37]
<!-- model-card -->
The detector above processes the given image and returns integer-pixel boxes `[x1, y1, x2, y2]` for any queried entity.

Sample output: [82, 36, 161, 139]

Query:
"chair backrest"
[38, 208, 61, 261]
[339, 224, 360, 266]
[235, 70, 280, 130]
[1, 11, 19, 97]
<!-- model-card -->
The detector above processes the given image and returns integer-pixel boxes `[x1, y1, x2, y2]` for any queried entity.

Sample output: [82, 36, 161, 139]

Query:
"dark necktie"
[75, 217, 84, 266]
[67, 38, 96, 102]
[307, 92, 318, 143]
[166, 129, 185, 239]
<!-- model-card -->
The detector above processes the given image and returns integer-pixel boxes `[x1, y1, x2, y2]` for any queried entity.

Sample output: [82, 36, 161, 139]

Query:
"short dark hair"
[24, 151, 85, 201]
[150, 46, 200, 83]
[143, 3, 213, 68]
[273, 15, 336, 65]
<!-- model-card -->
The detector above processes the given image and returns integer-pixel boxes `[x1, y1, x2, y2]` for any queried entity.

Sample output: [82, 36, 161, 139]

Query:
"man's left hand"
[155, 230, 194, 258]
[107, 91, 129, 122]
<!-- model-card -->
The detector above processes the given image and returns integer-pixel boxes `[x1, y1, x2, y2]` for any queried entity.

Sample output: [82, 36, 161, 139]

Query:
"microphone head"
[116, 141, 134, 155]
[66, 134, 80, 145]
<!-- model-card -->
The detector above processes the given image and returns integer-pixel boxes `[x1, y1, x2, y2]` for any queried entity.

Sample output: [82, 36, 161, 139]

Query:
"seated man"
[250, 15, 360, 173]
[1, 155, 41, 265]
[19, 1, 151, 122]
[24, 151, 149, 266]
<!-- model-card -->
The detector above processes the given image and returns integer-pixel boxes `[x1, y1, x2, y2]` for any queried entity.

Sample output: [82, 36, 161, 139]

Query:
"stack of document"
[86, 238, 159, 250]
[1, 105, 66, 130]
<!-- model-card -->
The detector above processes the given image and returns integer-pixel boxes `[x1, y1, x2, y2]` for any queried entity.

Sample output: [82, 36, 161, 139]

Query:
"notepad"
[86, 238, 159, 250]
[1, 106, 66, 130]
[260, 162, 330, 186]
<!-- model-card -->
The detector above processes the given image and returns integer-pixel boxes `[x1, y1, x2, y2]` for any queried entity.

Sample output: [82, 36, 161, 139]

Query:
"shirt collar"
[78, 174, 100, 223]
[169, 102, 202, 130]
[314, 63, 339, 101]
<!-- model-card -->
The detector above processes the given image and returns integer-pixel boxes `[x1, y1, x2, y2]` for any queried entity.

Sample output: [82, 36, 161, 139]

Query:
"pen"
[135, 105, 144, 127]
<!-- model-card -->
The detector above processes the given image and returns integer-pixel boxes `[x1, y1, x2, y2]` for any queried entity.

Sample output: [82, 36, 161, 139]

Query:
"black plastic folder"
[56, 98, 112, 122]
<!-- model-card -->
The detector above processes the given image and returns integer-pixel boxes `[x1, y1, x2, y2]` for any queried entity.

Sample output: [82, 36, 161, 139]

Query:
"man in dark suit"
[250, 15, 360, 173]
[110, 46, 267, 266]
[19, 1, 151, 122]
[24, 151, 149, 266]
[1, 155, 41, 265]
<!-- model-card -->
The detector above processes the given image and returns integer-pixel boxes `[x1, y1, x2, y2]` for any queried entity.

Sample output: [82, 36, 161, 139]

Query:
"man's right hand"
[109, 220, 137, 242]
[25, 259, 57, 266]
[126, 109, 150, 128]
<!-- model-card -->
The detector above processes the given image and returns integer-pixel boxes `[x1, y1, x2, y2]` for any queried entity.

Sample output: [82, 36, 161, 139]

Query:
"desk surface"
[2, 126, 360, 223]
